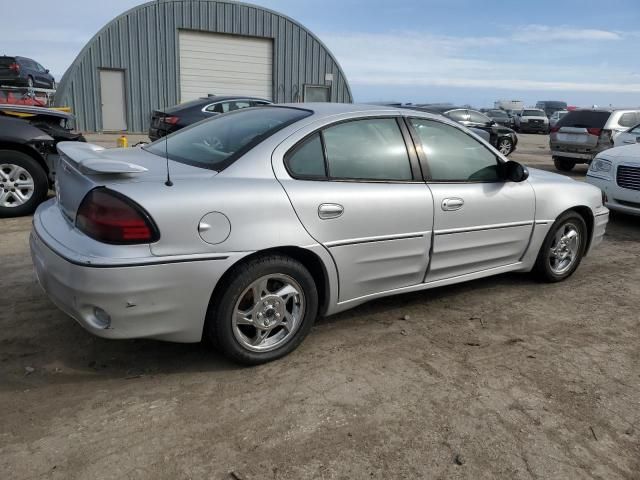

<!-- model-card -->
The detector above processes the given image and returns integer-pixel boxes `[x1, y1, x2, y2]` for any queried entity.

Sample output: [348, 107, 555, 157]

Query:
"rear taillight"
[587, 128, 602, 136]
[161, 116, 180, 125]
[550, 126, 560, 133]
[9, 62, 20, 73]
[76, 188, 159, 244]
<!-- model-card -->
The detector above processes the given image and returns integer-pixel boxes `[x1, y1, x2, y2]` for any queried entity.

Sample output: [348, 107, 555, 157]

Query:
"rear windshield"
[0, 57, 16, 66]
[523, 109, 545, 116]
[144, 107, 311, 170]
[556, 111, 610, 129]
[488, 110, 508, 118]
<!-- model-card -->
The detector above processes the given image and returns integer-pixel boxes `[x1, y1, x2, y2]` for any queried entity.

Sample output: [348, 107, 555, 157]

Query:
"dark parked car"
[406, 106, 518, 155]
[536, 101, 568, 118]
[0, 56, 56, 89]
[0, 105, 85, 217]
[485, 109, 514, 128]
[149, 95, 272, 140]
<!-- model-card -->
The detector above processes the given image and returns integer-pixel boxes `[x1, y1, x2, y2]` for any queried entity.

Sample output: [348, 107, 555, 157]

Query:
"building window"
[304, 85, 331, 102]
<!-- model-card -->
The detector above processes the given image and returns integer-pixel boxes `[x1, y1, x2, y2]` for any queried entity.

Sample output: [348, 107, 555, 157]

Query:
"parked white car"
[613, 123, 640, 148]
[549, 110, 568, 128]
[514, 109, 549, 134]
[586, 144, 640, 216]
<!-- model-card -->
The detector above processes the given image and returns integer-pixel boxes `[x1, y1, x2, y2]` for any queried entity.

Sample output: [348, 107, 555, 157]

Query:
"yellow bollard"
[117, 135, 128, 148]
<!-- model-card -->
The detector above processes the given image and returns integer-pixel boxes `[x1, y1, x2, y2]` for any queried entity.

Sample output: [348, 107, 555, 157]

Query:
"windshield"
[523, 109, 545, 116]
[488, 110, 508, 118]
[145, 107, 311, 170]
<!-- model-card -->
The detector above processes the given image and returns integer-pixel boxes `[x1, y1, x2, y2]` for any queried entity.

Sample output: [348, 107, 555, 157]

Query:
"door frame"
[98, 68, 128, 132]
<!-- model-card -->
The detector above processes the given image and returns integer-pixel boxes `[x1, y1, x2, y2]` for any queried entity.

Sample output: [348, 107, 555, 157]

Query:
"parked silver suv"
[550, 108, 640, 171]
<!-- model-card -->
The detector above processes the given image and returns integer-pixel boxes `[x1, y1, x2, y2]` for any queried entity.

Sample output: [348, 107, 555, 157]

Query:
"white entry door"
[99, 70, 127, 131]
[178, 30, 273, 102]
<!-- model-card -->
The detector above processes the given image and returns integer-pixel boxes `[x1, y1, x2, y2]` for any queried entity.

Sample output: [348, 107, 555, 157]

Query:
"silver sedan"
[31, 104, 609, 364]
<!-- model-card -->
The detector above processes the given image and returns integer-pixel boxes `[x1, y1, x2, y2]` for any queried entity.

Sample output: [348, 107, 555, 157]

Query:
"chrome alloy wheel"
[0, 164, 35, 207]
[549, 222, 580, 275]
[498, 138, 512, 155]
[232, 274, 305, 352]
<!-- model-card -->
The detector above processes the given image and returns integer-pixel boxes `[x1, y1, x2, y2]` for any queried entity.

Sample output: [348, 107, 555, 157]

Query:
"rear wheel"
[497, 137, 514, 155]
[553, 157, 576, 172]
[206, 254, 318, 365]
[533, 211, 587, 282]
[0, 150, 48, 217]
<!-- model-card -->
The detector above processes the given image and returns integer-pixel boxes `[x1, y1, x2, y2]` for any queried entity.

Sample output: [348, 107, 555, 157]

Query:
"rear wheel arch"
[203, 246, 331, 338]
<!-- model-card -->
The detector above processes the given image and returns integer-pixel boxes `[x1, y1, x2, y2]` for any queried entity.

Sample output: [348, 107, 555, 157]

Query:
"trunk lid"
[54, 142, 214, 223]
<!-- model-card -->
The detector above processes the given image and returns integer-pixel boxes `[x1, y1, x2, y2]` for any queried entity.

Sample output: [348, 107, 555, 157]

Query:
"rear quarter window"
[618, 112, 640, 128]
[557, 111, 610, 129]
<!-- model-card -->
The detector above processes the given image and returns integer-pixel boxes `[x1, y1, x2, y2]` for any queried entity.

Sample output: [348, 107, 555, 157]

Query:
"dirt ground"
[1, 134, 639, 480]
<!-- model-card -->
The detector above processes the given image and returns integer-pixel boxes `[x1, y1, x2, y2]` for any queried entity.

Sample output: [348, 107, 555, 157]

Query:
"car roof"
[278, 102, 405, 115]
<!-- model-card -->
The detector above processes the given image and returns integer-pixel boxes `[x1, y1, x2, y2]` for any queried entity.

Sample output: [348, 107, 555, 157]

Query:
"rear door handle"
[442, 198, 464, 211]
[318, 203, 344, 219]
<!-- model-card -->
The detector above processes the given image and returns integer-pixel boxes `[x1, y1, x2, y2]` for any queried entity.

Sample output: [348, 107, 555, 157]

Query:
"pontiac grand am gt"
[30, 104, 609, 364]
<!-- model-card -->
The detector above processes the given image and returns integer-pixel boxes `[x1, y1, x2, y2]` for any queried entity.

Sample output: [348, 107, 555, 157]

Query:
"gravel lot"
[1, 134, 638, 479]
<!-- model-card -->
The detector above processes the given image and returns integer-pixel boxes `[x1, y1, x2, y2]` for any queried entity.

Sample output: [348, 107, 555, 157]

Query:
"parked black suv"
[149, 95, 271, 140]
[407, 106, 518, 155]
[0, 56, 55, 89]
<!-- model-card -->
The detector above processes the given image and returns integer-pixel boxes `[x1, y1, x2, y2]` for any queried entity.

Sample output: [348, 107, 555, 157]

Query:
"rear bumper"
[30, 205, 250, 342]
[551, 150, 594, 161]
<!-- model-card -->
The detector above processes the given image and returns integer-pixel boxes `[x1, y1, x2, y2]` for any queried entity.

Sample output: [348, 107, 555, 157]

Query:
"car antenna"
[164, 134, 173, 187]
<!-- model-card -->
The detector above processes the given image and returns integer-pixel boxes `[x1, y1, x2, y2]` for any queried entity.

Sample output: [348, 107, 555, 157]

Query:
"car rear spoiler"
[56, 141, 148, 174]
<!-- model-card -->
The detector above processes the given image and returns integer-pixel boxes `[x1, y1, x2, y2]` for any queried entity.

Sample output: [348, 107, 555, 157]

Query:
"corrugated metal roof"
[55, 0, 352, 132]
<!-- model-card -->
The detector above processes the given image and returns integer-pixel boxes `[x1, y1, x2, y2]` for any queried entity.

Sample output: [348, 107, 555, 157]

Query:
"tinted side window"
[410, 119, 500, 182]
[286, 133, 326, 178]
[323, 119, 412, 181]
[630, 124, 640, 134]
[619, 112, 639, 127]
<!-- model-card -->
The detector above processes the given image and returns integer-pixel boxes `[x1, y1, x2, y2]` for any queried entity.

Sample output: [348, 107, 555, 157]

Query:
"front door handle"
[318, 203, 344, 219]
[442, 198, 464, 211]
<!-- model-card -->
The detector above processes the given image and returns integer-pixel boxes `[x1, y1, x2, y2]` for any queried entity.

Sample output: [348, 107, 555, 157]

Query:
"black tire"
[206, 254, 319, 365]
[0, 150, 49, 217]
[497, 137, 514, 155]
[533, 211, 588, 282]
[553, 157, 576, 172]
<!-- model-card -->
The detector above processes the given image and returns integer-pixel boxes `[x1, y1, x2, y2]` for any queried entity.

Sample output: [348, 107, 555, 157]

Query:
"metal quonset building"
[54, 0, 352, 133]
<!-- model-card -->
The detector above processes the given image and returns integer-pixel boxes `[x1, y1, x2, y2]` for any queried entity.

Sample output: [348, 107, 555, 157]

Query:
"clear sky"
[1, 0, 639, 108]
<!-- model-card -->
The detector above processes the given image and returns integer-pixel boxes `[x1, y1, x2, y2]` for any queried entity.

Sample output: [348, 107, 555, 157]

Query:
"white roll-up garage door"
[178, 30, 273, 102]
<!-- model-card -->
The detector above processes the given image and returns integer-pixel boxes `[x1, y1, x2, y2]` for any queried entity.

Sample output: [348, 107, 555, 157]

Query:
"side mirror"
[45, 69, 50, 73]
[502, 160, 529, 182]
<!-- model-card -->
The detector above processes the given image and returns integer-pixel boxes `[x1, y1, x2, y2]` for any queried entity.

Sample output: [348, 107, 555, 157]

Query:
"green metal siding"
[55, 0, 352, 132]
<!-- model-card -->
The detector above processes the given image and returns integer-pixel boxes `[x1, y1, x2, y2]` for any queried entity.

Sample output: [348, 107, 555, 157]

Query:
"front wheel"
[533, 212, 587, 282]
[553, 157, 576, 172]
[0, 150, 49, 217]
[206, 255, 318, 365]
